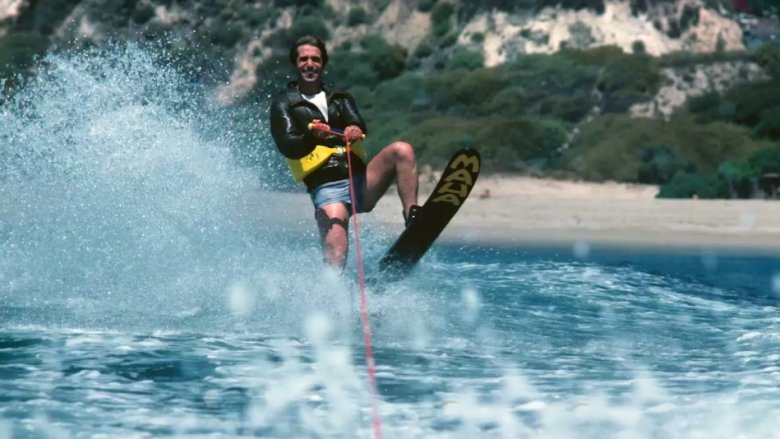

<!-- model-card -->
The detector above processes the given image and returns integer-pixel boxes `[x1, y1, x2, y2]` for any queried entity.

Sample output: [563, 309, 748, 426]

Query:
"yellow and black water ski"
[376, 148, 480, 283]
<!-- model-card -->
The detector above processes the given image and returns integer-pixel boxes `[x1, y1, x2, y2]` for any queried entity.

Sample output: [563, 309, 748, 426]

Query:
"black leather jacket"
[269, 82, 368, 191]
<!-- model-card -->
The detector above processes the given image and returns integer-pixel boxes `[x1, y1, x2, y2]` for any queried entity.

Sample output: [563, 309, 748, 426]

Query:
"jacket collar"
[287, 81, 327, 103]
[286, 81, 346, 106]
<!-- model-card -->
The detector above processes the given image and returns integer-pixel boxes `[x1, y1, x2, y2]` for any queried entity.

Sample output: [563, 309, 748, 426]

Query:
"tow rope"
[309, 122, 383, 439]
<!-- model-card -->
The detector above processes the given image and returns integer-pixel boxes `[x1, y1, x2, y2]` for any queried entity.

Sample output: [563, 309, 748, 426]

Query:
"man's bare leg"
[314, 203, 350, 268]
[362, 141, 418, 217]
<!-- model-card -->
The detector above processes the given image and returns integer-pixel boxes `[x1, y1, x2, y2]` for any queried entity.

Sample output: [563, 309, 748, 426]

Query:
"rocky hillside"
[0, 0, 773, 102]
[2, 0, 779, 199]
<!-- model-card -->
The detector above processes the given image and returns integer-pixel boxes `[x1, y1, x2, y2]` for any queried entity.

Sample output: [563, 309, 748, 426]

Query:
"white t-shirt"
[302, 91, 329, 122]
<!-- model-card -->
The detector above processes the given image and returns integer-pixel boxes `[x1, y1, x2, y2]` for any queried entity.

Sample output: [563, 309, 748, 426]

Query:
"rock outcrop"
[0, 0, 765, 102]
[631, 61, 769, 119]
[459, 1, 744, 67]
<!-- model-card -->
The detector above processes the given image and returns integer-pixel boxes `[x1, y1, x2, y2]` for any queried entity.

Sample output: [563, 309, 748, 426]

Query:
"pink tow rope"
[308, 122, 382, 439]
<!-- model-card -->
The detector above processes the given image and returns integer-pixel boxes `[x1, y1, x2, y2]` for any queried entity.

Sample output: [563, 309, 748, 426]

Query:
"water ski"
[376, 148, 480, 283]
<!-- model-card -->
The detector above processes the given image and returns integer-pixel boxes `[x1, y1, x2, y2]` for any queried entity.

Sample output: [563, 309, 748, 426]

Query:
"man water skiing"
[269, 35, 420, 269]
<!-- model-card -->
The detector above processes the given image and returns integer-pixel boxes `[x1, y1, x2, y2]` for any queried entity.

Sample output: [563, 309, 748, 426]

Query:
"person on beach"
[269, 35, 420, 269]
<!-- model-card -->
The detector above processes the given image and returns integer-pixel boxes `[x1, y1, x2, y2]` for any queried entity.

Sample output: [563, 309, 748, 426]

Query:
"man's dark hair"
[289, 35, 329, 66]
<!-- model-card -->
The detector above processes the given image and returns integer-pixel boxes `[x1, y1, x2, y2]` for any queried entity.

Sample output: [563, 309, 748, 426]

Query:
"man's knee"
[390, 141, 415, 163]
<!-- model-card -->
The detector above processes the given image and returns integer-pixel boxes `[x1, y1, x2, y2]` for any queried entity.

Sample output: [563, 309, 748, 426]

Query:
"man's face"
[296, 44, 324, 85]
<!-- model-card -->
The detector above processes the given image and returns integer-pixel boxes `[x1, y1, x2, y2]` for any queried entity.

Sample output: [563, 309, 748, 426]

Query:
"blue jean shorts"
[309, 175, 367, 213]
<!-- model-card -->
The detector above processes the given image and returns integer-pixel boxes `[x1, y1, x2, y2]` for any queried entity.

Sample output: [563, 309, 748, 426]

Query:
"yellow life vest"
[286, 140, 367, 182]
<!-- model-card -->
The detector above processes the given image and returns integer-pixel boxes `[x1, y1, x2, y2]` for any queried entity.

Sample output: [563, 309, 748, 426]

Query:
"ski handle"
[307, 120, 366, 140]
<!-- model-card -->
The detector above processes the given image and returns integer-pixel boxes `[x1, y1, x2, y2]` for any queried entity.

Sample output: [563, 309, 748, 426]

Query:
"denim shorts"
[309, 175, 367, 213]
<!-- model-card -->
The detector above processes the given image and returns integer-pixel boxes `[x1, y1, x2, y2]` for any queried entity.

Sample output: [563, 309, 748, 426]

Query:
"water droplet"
[461, 287, 481, 323]
[573, 240, 590, 259]
[771, 273, 780, 297]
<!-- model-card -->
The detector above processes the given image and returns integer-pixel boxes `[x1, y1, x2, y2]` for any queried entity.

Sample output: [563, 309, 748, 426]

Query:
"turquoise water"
[2, 45, 780, 438]
[2, 247, 780, 438]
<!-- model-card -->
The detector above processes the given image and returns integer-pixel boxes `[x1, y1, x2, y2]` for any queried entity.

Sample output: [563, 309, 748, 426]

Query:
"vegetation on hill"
[1, 0, 779, 198]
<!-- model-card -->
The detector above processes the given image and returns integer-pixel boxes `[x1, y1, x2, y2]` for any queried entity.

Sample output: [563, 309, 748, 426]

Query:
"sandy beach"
[252, 175, 780, 255]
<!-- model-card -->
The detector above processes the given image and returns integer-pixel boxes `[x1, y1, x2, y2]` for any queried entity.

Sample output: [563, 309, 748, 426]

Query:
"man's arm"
[269, 97, 318, 159]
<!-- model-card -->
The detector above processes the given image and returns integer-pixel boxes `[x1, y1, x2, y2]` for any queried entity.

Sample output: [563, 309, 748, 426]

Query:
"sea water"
[2, 45, 780, 438]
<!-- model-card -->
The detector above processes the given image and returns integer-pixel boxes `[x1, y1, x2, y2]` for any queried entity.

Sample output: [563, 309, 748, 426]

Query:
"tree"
[657, 172, 729, 199]
[754, 42, 780, 79]
[637, 144, 693, 184]
[718, 160, 756, 198]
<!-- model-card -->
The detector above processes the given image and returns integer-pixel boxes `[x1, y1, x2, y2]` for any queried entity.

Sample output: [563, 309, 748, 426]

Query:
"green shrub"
[418, 0, 437, 12]
[659, 50, 750, 68]
[679, 119, 774, 169]
[371, 74, 426, 113]
[502, 54, 599, 117]
[718, 159, 756, 198]
[413, 41, 434, 58]
[469, 116, 568, 170]
[479, 86, 526, 117]
[471, 32, 485, 43]
[598, 53, 661, 113]
[327, 50, 376, 88]
[427, 68, 509, 113]
[401, 116, 480, 165]
[346, 84, 373, 108]
[245, 7, 273, 27]
[328, 38, 407, 88]
[638, 144, 694, 184]
[565, 114, 773, 182]
[431, 1, 454, 37]
[361, 35, 407, 80]
[298, 1, 335, 19]
[539, 93, 595, 122]
[657, 172, 729, 199]
[602, 89, 646, 113]
[520, 117, 569, 160]
[687, 91, 721, 121]
[753, 107, 780, 140]
[447, 50, 484, 71]
[290, 16, 330, 41]
[560, 45, 624, 66]
[439, 32, 458, 48]
[748, 146, 780, 174]
[347, 7, 367, 26]
[687, 84, 780, 129]
[362, 112, 421, 154]
[725, 80, 780, 128]
[449, 69, 506, 108]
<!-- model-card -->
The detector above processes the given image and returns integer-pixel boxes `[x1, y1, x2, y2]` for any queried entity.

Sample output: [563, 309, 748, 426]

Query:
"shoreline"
[250, 176, 780, 256]
[438, 224, 780, 256]
[369, 176, 780, 255]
